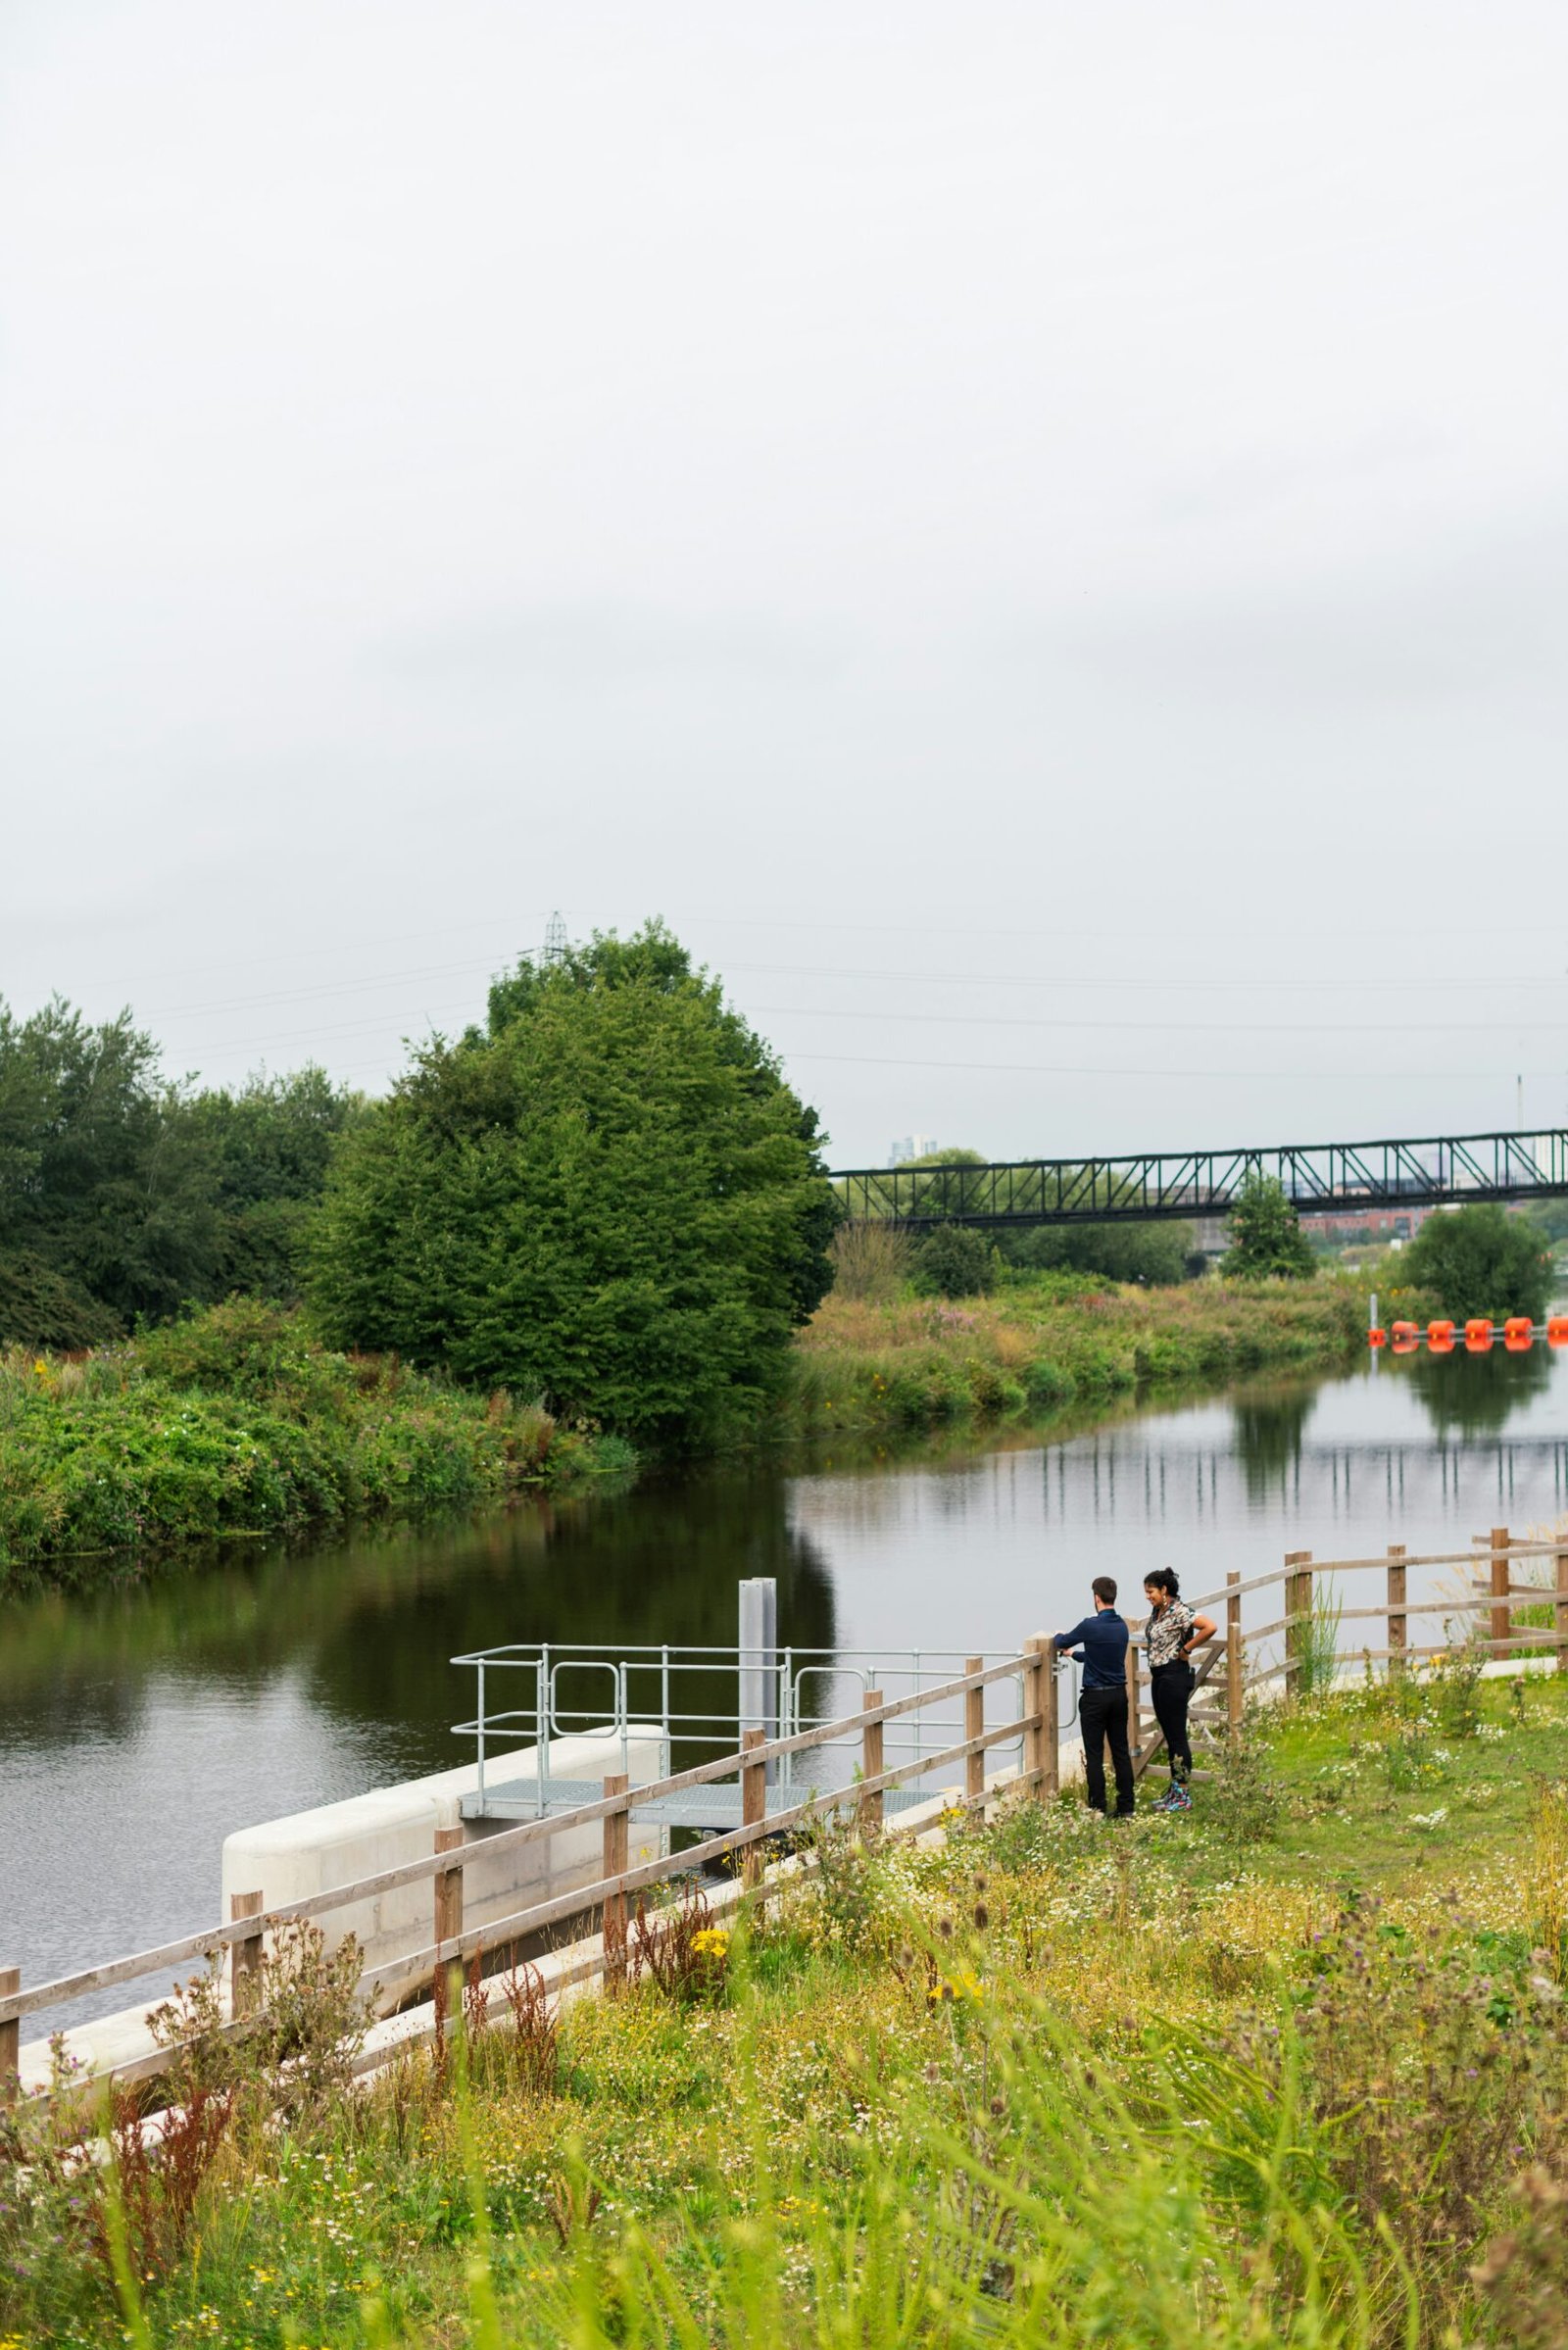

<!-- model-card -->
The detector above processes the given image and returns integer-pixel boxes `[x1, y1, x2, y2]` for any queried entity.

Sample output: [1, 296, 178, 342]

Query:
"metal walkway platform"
[459, 1775, 935, 1831]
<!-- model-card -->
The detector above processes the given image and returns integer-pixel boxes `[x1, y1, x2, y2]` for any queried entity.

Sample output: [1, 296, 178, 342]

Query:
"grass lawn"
[4, 1672, 1566, 2350]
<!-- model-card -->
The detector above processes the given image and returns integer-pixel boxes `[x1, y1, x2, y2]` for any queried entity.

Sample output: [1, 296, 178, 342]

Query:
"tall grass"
[784, 1273, 1366, 1438]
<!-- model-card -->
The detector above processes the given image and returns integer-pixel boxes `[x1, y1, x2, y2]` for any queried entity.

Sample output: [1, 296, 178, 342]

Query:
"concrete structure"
[221, 1726, 666, 2008]
[19, 1726, 665, 2094]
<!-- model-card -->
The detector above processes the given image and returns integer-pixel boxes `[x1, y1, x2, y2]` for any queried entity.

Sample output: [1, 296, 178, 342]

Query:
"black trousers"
[1150, 1661, 1195, 1781]
[1078, 1684, 1135, 1816]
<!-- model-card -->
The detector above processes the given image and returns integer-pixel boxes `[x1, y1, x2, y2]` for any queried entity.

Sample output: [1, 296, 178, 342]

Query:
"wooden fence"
[4, 1528, 1565, 2093]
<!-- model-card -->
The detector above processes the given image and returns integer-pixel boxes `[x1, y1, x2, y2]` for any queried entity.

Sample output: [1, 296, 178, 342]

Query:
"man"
[1053, 1575, 1136, 1818]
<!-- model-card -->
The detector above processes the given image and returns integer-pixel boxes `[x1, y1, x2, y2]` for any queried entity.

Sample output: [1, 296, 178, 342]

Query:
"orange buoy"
[1392, 1320, 1418, 1342]
[1548, 1316, 1568, 1347]
[1503, 1317, 1534, 1342]
[1368, 1327, 1387, 1348]
[1428, 1319, 1455, 1352]
[1464, 1318, 1493, 1350]
[1392, 1334, 1418, 1353]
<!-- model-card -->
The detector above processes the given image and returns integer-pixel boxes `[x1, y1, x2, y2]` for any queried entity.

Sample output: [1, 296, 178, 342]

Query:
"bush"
[1000, 1220, 1195, 1286]
[911, 1223, 996, 1298]
[0, 1306, 627, 1577]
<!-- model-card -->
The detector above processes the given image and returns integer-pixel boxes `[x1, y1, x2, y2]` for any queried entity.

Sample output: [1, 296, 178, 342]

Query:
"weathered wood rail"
[4, 1530, 1564, 2092]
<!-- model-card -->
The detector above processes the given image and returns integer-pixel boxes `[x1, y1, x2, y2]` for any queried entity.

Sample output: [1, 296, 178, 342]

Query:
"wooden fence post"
[1492, 1526, 1511, 1658]
[964, 1657, 985, 1802]
[1284, 1550, 1312, 1691]
[602, 1776, 629, 1983]
[1387, 1544, 1407, 1679]
[742, 1728, 767, 1886]
[1125, 1631, 1142, 1759]
[1226, 1573, 1243, 1740]
[1555, 1543, 1568, 1677]
[0, 1967, 18, 2090]
[1022, 1635, 1049, 1800]
[859, 1693, 884, 1836]
[1040, 1639, 1059, 1799]
[230, 1890, 265, 2019]
[433, 1826, 464, 1954]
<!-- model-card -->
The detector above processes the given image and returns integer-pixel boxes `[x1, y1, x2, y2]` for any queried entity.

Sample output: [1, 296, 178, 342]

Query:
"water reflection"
[1232, 1385, 1318, 1501]
[1402, 1344, 1556, 1439]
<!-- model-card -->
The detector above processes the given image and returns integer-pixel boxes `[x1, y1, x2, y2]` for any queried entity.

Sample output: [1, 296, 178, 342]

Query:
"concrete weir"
[21, 1726, 667, 2094]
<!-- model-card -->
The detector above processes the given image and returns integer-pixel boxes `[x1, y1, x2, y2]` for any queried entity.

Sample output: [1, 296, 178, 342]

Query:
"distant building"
[888, 1134, 940, 1167]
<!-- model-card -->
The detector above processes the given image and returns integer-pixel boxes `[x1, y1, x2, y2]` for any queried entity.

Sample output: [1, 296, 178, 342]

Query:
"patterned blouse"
[1145, 1597, 1195, 1668]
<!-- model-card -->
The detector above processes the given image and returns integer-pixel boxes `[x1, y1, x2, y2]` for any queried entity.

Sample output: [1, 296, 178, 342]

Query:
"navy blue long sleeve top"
[1052, 1608, 1129, 1690]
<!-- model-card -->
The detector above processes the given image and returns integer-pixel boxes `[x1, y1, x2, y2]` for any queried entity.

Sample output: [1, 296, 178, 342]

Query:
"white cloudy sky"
[3, 1, 1566, 1166]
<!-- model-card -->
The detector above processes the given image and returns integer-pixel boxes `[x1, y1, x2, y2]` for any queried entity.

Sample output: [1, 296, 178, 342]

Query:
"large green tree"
[1403, 1202, 1552, 1323]
[309, 924, 837, 1450]
[1221, 1171, 1316, 1280]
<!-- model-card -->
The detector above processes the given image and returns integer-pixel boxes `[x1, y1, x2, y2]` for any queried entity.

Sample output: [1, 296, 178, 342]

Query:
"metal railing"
[448, 1642, 1050, 1817]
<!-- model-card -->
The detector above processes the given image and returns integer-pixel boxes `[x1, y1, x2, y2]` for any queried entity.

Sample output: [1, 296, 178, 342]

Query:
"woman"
[1142, 1569, 1216, 1812]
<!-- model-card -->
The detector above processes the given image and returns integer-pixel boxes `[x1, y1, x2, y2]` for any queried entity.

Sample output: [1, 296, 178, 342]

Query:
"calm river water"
[3, 1345, 1566, 2014]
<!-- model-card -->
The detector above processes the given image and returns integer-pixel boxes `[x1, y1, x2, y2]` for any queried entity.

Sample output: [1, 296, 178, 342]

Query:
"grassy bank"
[4, 1669, 1565, 2348]
[784, 1268, 1377, 1436]
[0, 1301, 635, 1582]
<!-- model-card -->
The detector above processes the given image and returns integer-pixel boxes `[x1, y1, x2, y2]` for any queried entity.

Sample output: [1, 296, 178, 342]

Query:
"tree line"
[0, 926, 839, 1452]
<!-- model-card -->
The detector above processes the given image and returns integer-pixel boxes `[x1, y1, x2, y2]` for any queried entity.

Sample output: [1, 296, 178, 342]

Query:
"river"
[3, 1344, 1566, 2018]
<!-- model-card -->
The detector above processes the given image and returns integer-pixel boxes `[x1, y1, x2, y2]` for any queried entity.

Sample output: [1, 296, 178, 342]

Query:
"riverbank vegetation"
[3, 1669, 1565, 2348]
[0, 1301, 633, 1582]
[785, 1255, 1372, 1437]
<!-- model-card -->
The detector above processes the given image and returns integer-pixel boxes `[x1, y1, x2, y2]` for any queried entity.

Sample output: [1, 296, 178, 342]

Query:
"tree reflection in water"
[1402, 1345, 1555, 1441]
[1231, 1382, 1319, 1502]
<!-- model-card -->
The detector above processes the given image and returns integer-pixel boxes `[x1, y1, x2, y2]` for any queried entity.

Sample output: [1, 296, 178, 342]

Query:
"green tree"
[1221, 1172, 1316, 1280]
[188, 1067, 368, 1302]
[910, 1223, 996, 1298]
[0, 996, 220, 1335]
[1403, 1202, 1552, 1323]
[310, 923, 837, 1451]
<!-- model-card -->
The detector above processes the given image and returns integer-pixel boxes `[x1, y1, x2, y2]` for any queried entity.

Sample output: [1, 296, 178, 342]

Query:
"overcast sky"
[3, 1, 1566, 1166]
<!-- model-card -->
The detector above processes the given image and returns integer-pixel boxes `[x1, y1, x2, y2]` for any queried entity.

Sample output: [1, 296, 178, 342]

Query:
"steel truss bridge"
[830, 1129, 1568, 1231]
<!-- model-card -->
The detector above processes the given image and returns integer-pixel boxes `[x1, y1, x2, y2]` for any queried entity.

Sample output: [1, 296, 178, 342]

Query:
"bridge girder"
[829, 1130, 1568, 1231]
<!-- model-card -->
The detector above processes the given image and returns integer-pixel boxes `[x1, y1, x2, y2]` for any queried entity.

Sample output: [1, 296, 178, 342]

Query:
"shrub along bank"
[0, 1300, 634, 1582]
[3, 1672, 1565, 2348]
[784, 1268, 1376, 1436]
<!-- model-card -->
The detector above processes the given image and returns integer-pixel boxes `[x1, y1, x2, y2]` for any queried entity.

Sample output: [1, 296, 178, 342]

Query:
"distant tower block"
[543, 910, 567, 965]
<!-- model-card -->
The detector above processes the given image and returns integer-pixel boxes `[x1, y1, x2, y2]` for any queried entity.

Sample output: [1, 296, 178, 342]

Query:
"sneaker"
[1167, 1783, 1192, 1812]
[1151, 1785, 1178, 1811]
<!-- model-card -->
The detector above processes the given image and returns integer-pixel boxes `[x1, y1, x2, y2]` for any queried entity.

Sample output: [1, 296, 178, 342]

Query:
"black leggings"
[1150, 1661, 1194, 1782]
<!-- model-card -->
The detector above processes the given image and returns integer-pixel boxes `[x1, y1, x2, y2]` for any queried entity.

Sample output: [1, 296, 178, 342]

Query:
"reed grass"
[783, 1272, 1366, 1438]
